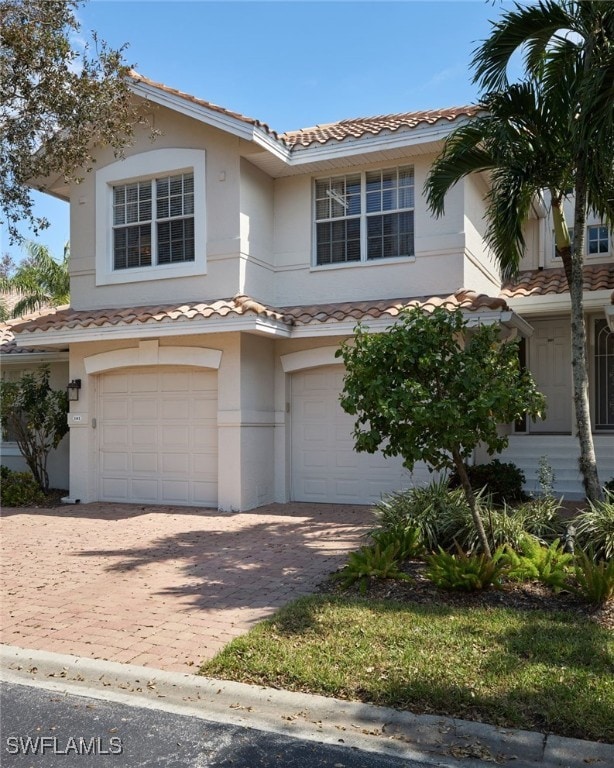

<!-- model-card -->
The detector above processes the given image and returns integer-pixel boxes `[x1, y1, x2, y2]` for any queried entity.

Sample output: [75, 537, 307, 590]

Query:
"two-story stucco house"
[1, 73, 613, 506]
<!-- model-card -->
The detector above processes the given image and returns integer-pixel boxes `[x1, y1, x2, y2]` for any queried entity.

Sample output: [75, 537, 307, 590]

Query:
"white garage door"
[99, 367, 217, 506]
[291, 366, 431, 504]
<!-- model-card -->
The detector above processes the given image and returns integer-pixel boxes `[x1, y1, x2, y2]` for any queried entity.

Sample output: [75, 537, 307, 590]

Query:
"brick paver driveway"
[0, 503, 373, 672]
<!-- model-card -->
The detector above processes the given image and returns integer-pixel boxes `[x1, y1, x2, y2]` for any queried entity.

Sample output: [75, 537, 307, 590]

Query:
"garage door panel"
[160, 371, 191, 392]
[292, 366, 419, 504]
[132, 399, 158, 420]
[132, 453, 158, 473]
[130, 478, 159, 501]
[100, 399, 129, 421]
[132, 425, 157, 445]
[99, 367, 218, 506]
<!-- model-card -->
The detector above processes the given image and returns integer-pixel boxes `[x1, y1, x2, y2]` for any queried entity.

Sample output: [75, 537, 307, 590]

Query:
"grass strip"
[201, 595, 614, 742]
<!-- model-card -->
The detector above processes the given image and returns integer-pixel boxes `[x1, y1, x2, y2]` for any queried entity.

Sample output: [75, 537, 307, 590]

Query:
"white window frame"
[96, 148, 206, 286]
[586, 224, 611, 257]
[312, 165, 415, 268]
[594, 317, 614, 431]
[552, 223, 611, 260]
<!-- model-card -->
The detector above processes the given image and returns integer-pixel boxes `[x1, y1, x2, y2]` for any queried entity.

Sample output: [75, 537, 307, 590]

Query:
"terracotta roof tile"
[130, 72, 279, 141]
[131, 72, 479, 150]
[281, 106, 482, 149]
[11, 295, 292, 337]
[1, 305, 68, 354]
[9, 291, 511, 342]
[501, 264, 614, 301]
[281, 290, 508, 324]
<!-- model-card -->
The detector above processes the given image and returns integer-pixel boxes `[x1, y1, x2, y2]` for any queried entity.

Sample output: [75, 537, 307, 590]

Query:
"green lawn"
[201, 595, 614, 742]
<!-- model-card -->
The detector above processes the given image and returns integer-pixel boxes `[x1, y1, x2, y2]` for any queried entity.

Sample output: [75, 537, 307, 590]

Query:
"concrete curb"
[1, 644, 612, 767]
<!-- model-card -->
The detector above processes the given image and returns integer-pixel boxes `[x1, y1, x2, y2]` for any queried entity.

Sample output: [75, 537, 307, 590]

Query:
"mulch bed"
[319, 558, 614, 631]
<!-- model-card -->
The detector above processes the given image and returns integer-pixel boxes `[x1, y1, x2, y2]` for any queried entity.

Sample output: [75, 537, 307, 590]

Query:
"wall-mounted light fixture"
[67, 379, 82, 402]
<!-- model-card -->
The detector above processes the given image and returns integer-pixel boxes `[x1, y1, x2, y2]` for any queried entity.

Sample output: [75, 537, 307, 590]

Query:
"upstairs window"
[113, 173, 195, 271]
[314, 166, 415, 266]
[587, 224, 610, 256]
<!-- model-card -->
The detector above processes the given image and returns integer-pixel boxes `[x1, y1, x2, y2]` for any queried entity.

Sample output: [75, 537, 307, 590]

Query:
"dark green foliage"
[448, 460, 527, 505]
[425, 546, 508, 592]
[571, 552, 614, 605]
[371, 526, 424, 560]
[0, 465, 45, 506]
[503, 537, 573, 592]
[573, 499, 614, 562]
[0, 365, 68, 492]
[337, 307, 545, 475]
[335, 543, 412, 593]
[604, 478, 614, 494]
[373, 479, 469, 551]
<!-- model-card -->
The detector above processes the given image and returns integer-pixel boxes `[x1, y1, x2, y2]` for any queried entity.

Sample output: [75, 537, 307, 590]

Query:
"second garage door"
[291, 366, 431, 504]
[99, 367, 218, 506]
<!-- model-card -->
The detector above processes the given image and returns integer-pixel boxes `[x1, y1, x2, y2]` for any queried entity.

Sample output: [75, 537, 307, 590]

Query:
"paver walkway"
[0, 503, 373, 672]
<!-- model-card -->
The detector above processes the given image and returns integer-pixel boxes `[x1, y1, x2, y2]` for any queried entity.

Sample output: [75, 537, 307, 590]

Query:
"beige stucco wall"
[239, 158, 275, 303]
[0, 359, 69, 490]
[271, 155, 466, 305]
[462, 174, 503, 295]
[69, 106, 246, 310]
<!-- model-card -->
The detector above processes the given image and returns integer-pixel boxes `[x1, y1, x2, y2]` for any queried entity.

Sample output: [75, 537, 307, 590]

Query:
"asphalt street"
[1, 681, 433, 768]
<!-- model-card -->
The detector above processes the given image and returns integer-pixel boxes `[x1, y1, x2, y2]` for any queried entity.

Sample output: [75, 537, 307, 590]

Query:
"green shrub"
[373, 478, 469, 551]
[571, 552, 614, 605]
[425, 546, 508, 591]
[335, 543, 411, 593]
[0, 466, 45, 506]
[371, 526, 424, 560]
[448, 459, 526, 505]
[509, 496, 565, 542]
[573, 499, 614, 561]
[604, 478, 614, 494]
[503, 537, 573, 592]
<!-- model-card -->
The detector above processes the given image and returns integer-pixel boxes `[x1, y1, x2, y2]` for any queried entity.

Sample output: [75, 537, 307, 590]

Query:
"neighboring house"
[1, 73, 612, 506]
[0, 310, 70, 489]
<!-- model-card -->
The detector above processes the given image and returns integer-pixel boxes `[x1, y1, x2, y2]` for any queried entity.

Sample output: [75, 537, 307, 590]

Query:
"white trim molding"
[280, 346, 341, 373]
[84, 342, 222, 374]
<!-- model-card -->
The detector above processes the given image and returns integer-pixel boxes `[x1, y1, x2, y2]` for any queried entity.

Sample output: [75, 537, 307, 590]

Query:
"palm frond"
[472, 0, 574, 91]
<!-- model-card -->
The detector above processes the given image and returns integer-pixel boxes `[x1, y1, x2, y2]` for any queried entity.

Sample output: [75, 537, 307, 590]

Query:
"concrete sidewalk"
[2, 645, 612, 768]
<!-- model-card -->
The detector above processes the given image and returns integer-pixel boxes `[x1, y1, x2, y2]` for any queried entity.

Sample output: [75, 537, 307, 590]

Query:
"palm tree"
[0, 241, 70, 317]
[426, 0, 614, 502]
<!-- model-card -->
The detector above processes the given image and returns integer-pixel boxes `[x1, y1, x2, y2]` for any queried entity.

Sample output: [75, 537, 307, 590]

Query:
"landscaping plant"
[503, 537, 573, 592]
[571, 551, 614, 605]
[0, 465, 45, 506]
[334, 543, 411, 594]
[425, 546, 508, 592]
[0, 365, 68, 492]
[448, 459, 526, 506]
[573, 498, 614, 562]
[337, 306, 545, 558]
[371, 526, 423, 561]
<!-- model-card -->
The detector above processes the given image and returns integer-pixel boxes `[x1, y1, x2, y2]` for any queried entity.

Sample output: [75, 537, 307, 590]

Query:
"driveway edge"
[1, 644, 612, 767]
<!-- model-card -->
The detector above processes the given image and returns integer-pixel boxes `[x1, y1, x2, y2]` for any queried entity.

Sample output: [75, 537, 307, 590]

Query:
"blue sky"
[3, 0, 521, 264]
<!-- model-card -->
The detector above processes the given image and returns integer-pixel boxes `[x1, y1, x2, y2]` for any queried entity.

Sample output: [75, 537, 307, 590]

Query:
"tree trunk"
[451, 450, 492, 559]
[553, 180, 603, 502]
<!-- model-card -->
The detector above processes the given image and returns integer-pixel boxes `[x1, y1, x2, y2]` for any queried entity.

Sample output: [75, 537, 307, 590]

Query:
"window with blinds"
[112, 173, 195, 270]
[315, 166, 415, 266]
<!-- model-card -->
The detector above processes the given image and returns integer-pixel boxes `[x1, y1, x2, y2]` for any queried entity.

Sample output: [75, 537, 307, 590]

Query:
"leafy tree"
[336, 307, 545, 558]
[0, 241, 70, 316]
[426, 0, 614, 502]
[0, 365, 68, 492]
[0, 0, 147, 243]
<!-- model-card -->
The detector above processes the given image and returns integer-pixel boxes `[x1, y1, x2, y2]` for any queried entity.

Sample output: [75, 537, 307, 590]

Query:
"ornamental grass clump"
[573, 499, 614, 562]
